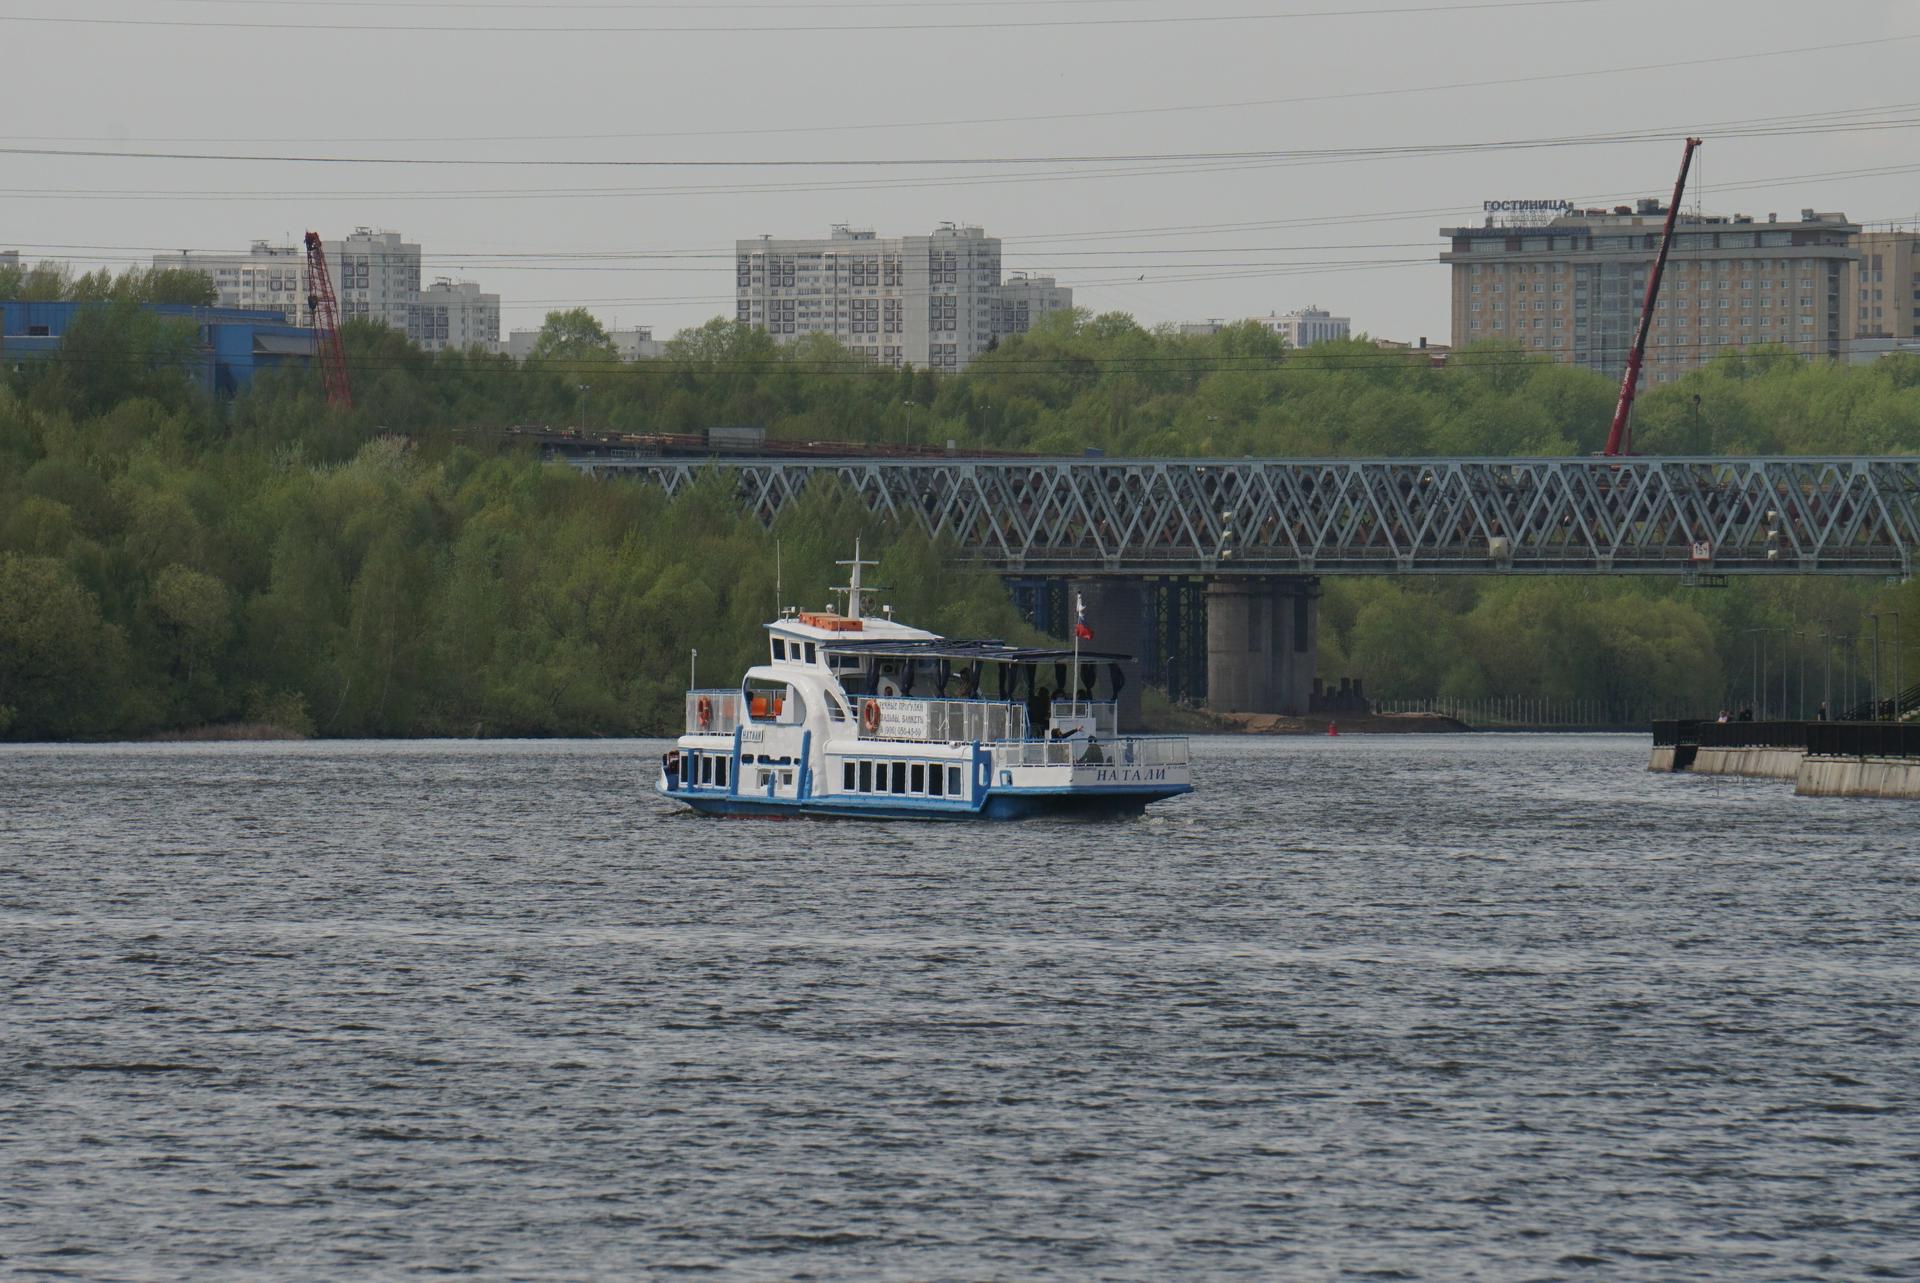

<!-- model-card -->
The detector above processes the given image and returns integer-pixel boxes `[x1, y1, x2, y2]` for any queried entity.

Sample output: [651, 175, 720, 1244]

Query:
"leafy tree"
[528, 307, 619, 364]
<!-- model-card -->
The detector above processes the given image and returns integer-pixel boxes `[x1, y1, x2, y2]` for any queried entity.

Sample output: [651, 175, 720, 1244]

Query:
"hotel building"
[1443, 204, 1859, 383]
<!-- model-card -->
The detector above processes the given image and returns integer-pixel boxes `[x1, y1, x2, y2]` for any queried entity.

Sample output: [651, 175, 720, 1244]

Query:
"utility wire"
[0, 0, 1603, 35]
[4, 33, 1907, 147]
[6, 109, 1920, 173]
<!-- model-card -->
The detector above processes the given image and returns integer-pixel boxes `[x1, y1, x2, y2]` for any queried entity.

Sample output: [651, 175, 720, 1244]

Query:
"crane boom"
[1602, 136, 1700, 457]
[303, 231, 354, 411]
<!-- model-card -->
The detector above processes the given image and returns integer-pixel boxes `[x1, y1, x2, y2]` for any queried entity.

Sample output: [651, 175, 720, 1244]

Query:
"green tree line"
[4, 277, 1919, 738]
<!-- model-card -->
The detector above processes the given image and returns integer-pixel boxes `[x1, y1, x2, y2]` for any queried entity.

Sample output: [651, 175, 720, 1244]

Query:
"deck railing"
[989, 735, 1190, 771]
[1050, 701, 1119, 736]
[861, 697, 1028, 743]
[685, 689, 744, 735]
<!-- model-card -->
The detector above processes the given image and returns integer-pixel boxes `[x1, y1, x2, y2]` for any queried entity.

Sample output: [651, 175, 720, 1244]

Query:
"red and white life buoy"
[697, 695, 714, 730]
[861, 698, 882, 734]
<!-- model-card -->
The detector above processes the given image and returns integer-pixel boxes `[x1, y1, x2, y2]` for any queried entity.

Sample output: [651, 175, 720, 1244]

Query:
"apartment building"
[505, 324, 667, 361]
[154, 227, 423, 333]
[994, 272, 1075, 336]
[1256, 306, 1350, 349]
[1851, 229, 1920, 341]
[154, 241, 308, 324]
[409, 279, 500, 354]
[735, 223, 1008, 371]
[1443, 204, 1859, 382]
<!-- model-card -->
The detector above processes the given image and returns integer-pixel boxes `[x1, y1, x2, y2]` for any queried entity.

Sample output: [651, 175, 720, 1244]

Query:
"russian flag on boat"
[1075, 592, 1094, 641]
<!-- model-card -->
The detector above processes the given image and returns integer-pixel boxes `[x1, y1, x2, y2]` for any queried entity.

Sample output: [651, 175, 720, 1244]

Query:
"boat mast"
[835, 540, 879, 621]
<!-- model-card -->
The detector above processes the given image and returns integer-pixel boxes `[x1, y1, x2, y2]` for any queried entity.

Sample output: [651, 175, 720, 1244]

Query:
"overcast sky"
[4, 0, 1915, 342]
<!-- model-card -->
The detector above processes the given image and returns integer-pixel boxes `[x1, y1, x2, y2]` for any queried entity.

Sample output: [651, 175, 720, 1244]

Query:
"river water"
[3, 735, 1915, 1280]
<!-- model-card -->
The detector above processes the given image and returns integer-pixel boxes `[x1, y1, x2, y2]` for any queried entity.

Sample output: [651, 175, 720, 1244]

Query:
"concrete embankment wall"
[1690, 746, 1805, 781]
[1648, 746, 1676, 773]
[1796, 756, 1920, 799]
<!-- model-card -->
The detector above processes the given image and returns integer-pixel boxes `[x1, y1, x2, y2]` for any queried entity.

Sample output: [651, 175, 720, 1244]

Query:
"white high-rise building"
[994, 272, 1075, 336]
[505, 324, 667, 362]
[333, 228, 422, 331]
[1257, 306, 1351, 349]
[153, 241, 307, 323]
[736, 223, 1008, 371]
[153, 227, 423, 332]
[0, 250, 21, 271]
[410, 279, 500, 354]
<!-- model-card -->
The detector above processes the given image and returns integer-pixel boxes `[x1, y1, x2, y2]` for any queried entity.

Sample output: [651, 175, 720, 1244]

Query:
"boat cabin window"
[910, 763, 926, 794]
[803, 642, 818, 665]
[717, 758, 729, 788]
[928, 766, 944, 797]
[889, 764, 907, 795]
[747, 685, 805, 724]
[947, 765, 961, 796]
[771, 638, 787, 661]
[843, 761, 856, 790]
[859, 760, 873, 792]
[700, 755, 714, 785]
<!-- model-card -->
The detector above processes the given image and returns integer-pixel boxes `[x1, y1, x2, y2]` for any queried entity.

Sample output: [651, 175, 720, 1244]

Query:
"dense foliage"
[3, 284, 1919, 739]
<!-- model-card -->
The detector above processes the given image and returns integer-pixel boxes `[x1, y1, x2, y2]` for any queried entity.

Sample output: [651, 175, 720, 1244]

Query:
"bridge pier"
[1206, 577, 1319, 715]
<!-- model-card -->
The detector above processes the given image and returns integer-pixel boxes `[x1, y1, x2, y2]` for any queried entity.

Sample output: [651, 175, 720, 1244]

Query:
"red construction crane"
[1602, 137, 1701, 456]
[303, 231, 354, 411]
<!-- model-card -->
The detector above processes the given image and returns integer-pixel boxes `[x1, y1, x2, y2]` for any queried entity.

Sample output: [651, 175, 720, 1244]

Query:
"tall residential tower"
[735, 224, 1069, 371]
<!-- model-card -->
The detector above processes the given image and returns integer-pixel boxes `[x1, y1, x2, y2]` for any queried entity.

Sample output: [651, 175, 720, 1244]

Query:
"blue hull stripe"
[660, 782, 1189, 821]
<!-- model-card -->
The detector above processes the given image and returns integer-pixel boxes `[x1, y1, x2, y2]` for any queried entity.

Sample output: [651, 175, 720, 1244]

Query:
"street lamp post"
[578, 382, 590, 433]
[901, 399, 917, 452]
[1798, 627, 1808, 720]
[1870, 613, 1883, 719]
[1889, 610, 1904, 720]
[1781, 627, 1789, 722]
[1821, 617, 1833, 716]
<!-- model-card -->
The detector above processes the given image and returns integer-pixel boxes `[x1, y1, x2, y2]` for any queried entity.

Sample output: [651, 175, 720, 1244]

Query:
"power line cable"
[7, 109, 1920, 173]
[4, 33, 1908, 147]
[0, 0, 1604, 35]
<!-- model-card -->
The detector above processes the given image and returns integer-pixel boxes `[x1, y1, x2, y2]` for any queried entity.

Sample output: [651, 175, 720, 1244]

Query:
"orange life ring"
[860, 698, 882, 734]
[697, 695, 714, 730]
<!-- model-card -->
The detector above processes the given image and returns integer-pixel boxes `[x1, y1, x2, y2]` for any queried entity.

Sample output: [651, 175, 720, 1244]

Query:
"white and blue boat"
[658, 547, 1192, 820]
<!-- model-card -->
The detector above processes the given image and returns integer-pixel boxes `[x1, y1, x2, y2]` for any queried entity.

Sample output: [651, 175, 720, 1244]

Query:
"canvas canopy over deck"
[819, 638, 1131, 702]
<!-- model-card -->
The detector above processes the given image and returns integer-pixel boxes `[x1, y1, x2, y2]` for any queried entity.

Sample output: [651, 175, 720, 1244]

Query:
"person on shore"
[1716, 708, 1730, 724]
[1816, 701, 1828, 722]
[1737, 706, 1754, 722]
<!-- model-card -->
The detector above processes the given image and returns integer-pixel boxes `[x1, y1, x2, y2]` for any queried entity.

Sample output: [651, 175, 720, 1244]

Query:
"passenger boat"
[658, 547, 1192, 820]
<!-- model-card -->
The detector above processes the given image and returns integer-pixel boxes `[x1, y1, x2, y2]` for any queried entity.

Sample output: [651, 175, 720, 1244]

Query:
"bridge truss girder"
[570, 455, 1920, 577]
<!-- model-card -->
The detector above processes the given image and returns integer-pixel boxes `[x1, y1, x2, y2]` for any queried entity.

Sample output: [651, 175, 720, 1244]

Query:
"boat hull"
[660, 781, 1189, 822]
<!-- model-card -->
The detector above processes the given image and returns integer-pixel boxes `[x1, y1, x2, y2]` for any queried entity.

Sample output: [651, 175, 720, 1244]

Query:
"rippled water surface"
[4, 735, 1917, 1280]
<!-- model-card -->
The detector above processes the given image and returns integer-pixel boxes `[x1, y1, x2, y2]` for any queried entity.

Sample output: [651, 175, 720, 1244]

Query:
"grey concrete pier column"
[1070, 577, 1145, 728]
[1207, 576, 1319, 714]
[1206, 579, 1272, 713]
[1267, 578, 1320, 717]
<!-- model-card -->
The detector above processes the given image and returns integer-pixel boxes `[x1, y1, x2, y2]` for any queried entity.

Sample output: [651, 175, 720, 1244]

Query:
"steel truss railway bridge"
[565, 452, 1920, 717]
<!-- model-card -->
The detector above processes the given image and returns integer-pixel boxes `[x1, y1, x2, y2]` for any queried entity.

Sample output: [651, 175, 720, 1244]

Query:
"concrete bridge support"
[1070, 577, 1145, 729]
[1206, 577, 1319, 715]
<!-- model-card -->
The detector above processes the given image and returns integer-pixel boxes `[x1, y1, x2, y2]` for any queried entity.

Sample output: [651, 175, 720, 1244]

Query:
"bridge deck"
[565, 454, 1920, 577]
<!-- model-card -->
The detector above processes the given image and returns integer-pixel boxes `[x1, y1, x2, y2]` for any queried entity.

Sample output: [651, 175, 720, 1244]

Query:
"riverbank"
[1651, 719, 1920, 799]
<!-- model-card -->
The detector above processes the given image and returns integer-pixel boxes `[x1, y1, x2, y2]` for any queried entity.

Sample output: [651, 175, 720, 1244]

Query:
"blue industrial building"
[0, 301, 317, 396]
